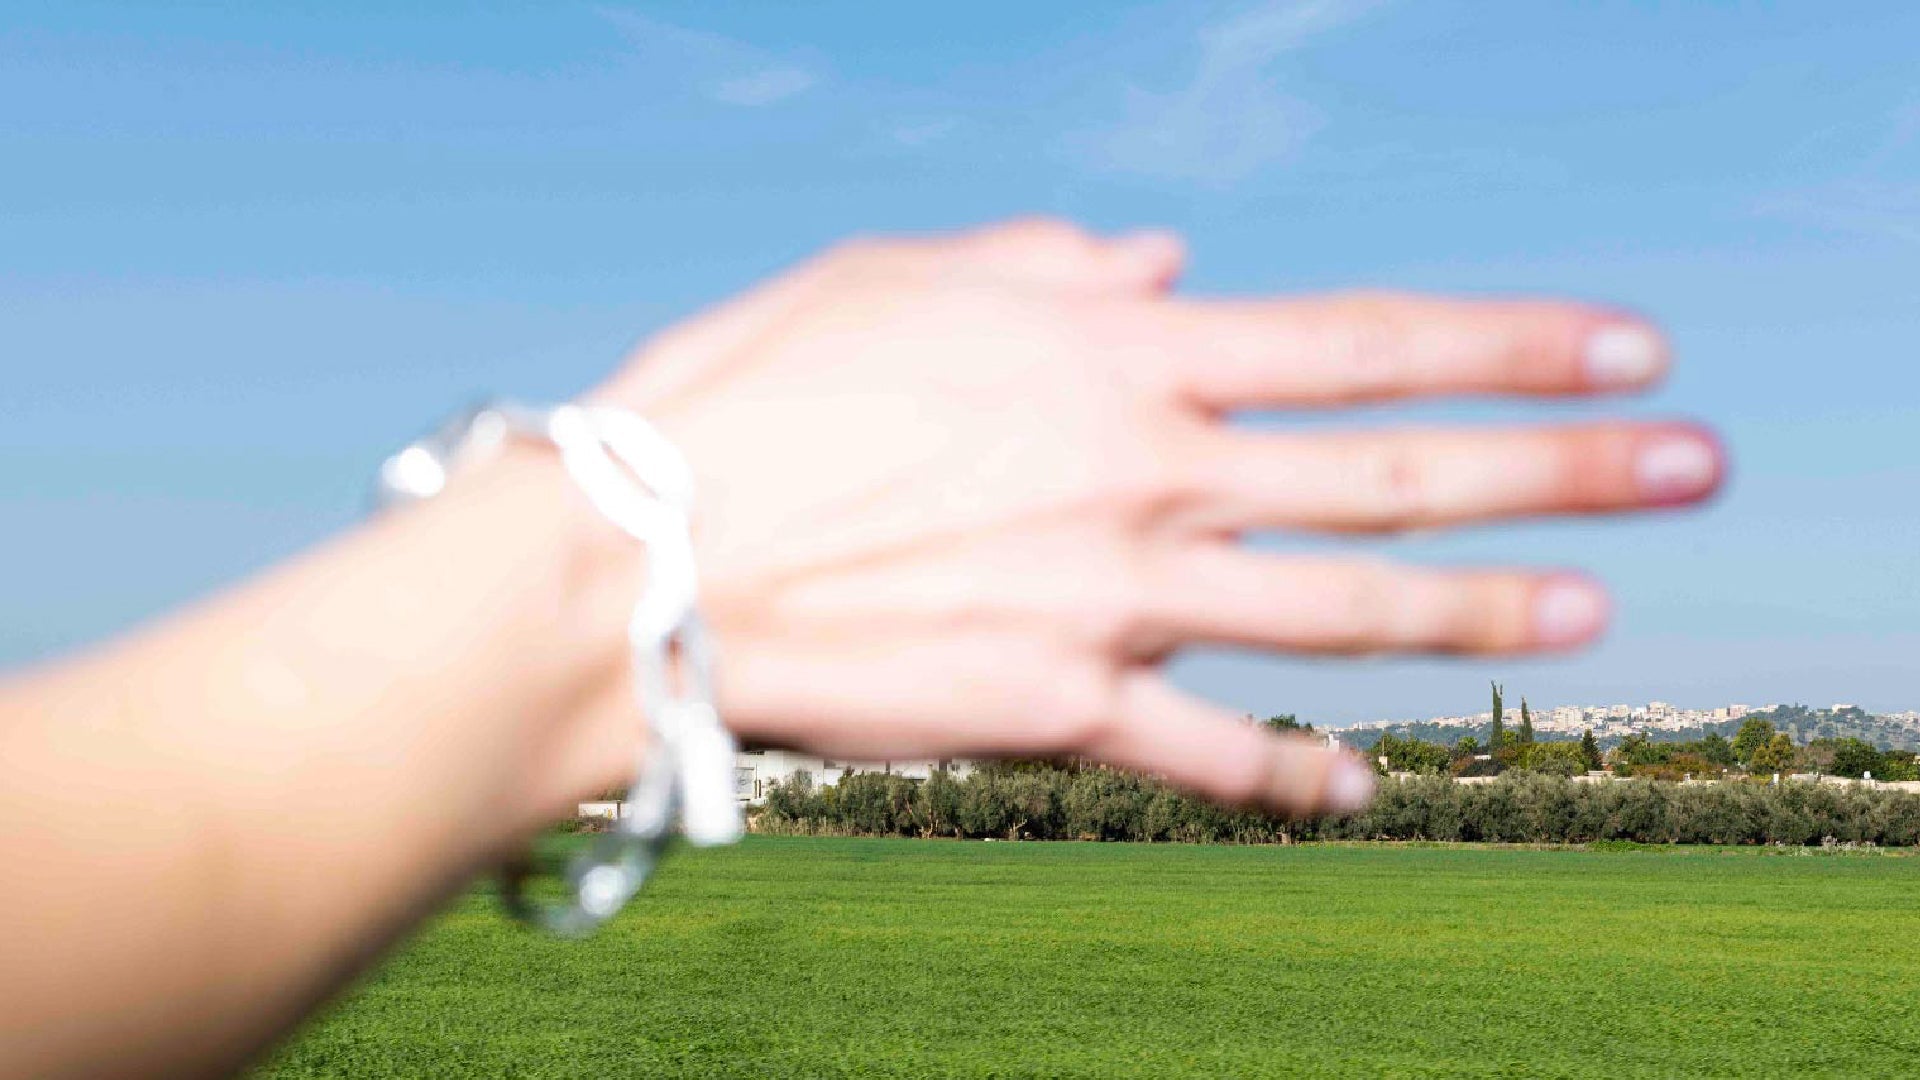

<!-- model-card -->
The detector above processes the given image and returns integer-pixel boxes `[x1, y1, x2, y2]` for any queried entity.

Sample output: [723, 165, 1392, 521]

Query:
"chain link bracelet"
[373, 401, 742, 936]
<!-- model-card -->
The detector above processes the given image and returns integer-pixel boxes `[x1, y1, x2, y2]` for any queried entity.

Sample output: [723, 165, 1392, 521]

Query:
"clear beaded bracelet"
[374, 401, 742, 936]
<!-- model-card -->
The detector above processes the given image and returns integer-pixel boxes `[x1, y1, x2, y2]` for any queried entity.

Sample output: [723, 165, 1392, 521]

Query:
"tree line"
[744, 698, 1920, 846]
[752, 764, 1920, 847]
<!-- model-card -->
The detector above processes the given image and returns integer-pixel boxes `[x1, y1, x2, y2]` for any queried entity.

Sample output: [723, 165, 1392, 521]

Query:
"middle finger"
[1187, 422, 1724, 534]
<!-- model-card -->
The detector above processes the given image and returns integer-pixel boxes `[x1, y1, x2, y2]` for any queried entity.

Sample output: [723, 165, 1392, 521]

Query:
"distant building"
[732, 750, 974, 805]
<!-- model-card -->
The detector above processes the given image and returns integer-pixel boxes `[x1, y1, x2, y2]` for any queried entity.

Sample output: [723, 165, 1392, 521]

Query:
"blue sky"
[5, 1, 1919, 725]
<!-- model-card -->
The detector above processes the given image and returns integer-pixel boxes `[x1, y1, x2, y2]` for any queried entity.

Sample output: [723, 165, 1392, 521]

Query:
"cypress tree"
[1580, 728, 1602, 771]
[1519, 698, 1535, 745]
[1489, 681, 1505, 749]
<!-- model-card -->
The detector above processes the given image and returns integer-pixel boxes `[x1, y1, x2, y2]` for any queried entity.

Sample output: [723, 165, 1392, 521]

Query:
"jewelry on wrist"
[374, 401, 741, 936]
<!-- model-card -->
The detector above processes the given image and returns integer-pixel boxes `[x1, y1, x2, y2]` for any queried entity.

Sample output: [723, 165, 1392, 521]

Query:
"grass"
[260, 838, 1920, 1078]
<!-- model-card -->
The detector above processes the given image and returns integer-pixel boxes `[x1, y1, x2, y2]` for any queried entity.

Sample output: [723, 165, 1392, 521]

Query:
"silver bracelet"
[374, 401, 742, 936]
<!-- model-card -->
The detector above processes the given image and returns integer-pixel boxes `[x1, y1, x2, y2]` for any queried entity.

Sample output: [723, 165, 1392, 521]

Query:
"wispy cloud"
[600, 8, 820, 108]
[595, 2, 1380, 175]
[888, 118, 959, 148]
[1080, 0, 1382, 185]
[711, 67, 817, 107]
[1756, 103, 1920, 243]
[1757, 183, 1920, 244]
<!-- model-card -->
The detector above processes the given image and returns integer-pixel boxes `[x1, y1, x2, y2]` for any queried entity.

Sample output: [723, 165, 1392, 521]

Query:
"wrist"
[483, 442, 646, 678]
[440, 441, 650, 836]
[423, 400, 751, 935]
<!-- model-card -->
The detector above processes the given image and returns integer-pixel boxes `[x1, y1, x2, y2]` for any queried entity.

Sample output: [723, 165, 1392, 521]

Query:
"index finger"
[1084, 673, 1377, 819]
[1142, 292, 1669, 410]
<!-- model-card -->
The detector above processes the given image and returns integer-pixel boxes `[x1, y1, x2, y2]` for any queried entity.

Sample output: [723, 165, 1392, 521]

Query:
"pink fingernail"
[1635, 435, 1719, 501]
[1533, 579, 1608, 647]
[1584, 324, 1666, 388]
[1327, 758, 1377, 811]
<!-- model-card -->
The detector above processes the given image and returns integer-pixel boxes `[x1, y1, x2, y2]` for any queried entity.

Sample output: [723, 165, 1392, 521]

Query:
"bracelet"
[374, 401, 742, 936]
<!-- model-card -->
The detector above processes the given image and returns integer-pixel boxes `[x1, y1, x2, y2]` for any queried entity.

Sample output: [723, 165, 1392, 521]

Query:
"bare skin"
[0, 220, 1723, 1078]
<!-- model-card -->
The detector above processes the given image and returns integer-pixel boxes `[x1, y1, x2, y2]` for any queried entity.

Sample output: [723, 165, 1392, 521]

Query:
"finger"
[1193, 421, 1725, 533]
[953, 218, 1185, 294]
[1147, 549, 1609, 656]
[1144, 292, 1668, 409]
[1083, 673, 1376, 818]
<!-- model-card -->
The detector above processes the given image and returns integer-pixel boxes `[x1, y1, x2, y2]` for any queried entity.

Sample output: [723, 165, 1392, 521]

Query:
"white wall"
[732, 750, 975, 804]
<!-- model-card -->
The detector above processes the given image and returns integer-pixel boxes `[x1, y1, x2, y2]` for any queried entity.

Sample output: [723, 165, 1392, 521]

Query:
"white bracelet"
[375, 401, 742, 936]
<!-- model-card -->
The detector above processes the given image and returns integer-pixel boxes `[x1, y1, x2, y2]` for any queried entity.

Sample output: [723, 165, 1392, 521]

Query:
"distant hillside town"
[1336, 701, 1920, 752]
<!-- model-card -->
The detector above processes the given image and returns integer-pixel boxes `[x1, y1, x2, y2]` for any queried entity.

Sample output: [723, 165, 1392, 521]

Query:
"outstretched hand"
[581, 219, 1723, 817]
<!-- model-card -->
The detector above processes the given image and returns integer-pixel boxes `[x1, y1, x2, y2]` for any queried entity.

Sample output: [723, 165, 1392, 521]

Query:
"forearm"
[0, 446, 638, 1078]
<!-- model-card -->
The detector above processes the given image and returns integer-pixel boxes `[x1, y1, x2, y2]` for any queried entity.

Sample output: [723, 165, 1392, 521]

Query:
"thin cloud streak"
[889, 118, 959, 148]
[600, 7, 820, 107]
[1756, 103, 1920, 244]
[1079, 0, 1383, 186]
[712, 67, 817, 107]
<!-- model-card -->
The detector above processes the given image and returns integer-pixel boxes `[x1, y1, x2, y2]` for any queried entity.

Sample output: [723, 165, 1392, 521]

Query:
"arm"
[0, 220, 1724, 1078]
[0, 446, 642, 1079]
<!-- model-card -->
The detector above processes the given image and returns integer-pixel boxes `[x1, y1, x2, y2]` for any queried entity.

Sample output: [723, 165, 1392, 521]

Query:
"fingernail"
[1326, 758, 1377, 811]
[1635, 435, 1719, 501]
[1584, 324, 1666, 388]
[1533, 579, 1608, 647]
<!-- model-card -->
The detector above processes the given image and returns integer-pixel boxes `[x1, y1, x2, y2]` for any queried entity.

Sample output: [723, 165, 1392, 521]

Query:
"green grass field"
[261, 838, 1920, 1078]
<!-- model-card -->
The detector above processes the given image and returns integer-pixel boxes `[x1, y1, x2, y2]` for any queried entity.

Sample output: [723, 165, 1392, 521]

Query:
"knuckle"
[1352, 444, 1429, 530]
[1322, 292, 1418, 398]
[1321, 563, 1395, 652]
[1460, 578, 1526, 652]
[1095, 428, 1212, 525]
[1106, 462, 1185, 521]
[1332, 289, 1421, 318]
[1222, 745, 1275, 807]
[1493, 320, 1539, 381]
[990, 216, 1087, 247]
[1409, 571, 1492, 653]
[819, 235, 920, 281]
[1083, 549, 1164, 655]
[823, 235, 886, 266]
[1555, 434, 1610, 510]
[1043, 661, 1129, 753]
[1267, 742, 1332, 816]
[969, 218, 1100, 269]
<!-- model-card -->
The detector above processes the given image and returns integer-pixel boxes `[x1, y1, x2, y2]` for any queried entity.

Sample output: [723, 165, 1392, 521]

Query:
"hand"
[584, 219, 1722, 816]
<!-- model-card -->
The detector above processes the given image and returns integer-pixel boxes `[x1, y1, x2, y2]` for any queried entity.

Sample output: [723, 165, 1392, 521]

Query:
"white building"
[732, 750, 975, 805]
[582, 753, 978, 818]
